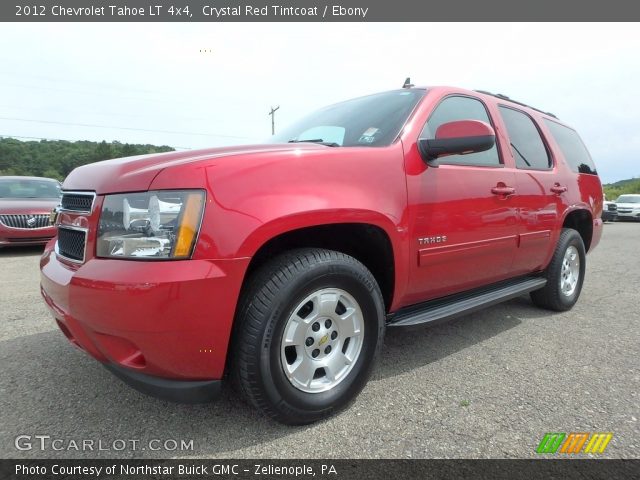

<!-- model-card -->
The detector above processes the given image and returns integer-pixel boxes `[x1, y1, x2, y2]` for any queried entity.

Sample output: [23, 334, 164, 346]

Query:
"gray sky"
[1, 22, 638, 183]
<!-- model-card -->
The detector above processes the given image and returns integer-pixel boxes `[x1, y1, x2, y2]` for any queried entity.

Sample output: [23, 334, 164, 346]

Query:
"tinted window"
[543, 119, 597, 175]
[269, 89, 424, 147]
[499, 106, 551, 170]
[421, 96, 500, 166]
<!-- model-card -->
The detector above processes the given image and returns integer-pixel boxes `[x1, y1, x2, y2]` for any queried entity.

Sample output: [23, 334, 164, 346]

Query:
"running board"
[388, 277, 547, 328]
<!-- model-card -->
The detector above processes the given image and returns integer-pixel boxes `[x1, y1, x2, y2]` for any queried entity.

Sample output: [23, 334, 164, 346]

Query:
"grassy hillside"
[602, 177, 640, 200]
[0, 138, 174, 181]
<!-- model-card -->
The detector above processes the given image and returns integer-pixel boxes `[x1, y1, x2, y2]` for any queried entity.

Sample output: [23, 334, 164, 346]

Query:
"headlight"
[97, 190, 205, 259]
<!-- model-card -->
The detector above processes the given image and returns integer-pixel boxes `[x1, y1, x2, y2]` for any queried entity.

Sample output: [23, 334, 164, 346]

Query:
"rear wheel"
[232, 248, 385, 425]
[530, 228, 586, 311]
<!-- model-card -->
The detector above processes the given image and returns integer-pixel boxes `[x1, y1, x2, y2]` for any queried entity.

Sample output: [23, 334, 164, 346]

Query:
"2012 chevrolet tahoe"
[40, 85, 603, 424]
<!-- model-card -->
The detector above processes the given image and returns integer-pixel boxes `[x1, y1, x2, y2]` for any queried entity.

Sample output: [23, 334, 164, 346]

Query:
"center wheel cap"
[280, 288, 365, 393]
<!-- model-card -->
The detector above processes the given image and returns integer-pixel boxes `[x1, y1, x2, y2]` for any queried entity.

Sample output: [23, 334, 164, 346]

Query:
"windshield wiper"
[288, 138, 340, 147]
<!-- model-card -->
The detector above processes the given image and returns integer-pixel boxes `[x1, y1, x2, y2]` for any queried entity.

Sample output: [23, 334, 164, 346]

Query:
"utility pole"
[268, 106, 280, 135]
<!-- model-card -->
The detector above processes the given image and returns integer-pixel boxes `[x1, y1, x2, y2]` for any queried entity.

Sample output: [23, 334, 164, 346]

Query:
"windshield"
[0, 178, 61, 199]
[616, 195, 640, 203]
[268, 89, 425, 147]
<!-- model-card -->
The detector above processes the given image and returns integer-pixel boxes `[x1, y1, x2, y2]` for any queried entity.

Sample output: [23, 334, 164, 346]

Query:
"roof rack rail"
[474, 90, 557, 119]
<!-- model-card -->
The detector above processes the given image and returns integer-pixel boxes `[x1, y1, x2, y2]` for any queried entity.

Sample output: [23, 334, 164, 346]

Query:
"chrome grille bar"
[0, 214, 51, 229]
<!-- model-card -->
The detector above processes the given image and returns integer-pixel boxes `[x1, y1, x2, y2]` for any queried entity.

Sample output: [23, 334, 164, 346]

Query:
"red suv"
[40, 86, 603, 424]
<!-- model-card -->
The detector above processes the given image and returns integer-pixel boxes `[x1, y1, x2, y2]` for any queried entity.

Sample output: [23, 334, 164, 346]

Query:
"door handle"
[491, 185, 516, 196]
[550, 184, 567, 194]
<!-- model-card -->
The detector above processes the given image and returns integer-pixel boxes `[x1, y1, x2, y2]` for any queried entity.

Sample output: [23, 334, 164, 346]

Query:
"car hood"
[0, 198, 60, 214]
[63, 144, 327, 194]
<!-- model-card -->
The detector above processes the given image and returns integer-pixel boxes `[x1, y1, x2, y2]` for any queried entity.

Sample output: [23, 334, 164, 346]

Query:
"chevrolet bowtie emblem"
[318, 334, 329, 346]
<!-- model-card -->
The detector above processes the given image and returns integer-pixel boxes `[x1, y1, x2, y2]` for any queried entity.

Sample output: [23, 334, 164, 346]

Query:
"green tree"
[0, 137, 175, 180]
[95, 140, 113, 161]
[603, 178, 640, 199]
[42, 168, 63, 181]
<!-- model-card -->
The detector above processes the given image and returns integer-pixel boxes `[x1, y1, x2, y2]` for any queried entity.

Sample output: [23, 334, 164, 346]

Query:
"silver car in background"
[615, 194, 640, 221]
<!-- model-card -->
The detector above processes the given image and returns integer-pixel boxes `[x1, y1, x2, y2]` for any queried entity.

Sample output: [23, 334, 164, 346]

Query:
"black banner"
[1, 0, 639, 22]
[1, 459, 639, 480]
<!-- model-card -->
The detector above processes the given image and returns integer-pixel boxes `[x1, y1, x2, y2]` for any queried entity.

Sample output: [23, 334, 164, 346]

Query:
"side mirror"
[418, 120, 496, 167]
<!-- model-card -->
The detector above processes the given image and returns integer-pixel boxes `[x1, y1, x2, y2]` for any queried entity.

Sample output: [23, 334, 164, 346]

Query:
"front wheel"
[530, 228, 586, 311]
[231, 249, 385, 425]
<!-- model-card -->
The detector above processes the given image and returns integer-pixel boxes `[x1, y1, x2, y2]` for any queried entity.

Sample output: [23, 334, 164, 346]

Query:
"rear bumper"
[590, 216, 604, 252]
[40, 244, 250, 392]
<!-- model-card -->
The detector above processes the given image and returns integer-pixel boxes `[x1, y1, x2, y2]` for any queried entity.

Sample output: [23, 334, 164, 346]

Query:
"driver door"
[404, 95, 519, 304]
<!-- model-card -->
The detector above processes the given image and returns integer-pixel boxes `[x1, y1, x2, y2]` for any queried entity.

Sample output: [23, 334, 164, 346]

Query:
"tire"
[231, 248, 385, 425]
[530, 228, 586, 312]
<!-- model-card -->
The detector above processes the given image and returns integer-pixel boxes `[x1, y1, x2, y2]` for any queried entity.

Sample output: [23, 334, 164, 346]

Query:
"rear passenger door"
[497, 106, 560, 274]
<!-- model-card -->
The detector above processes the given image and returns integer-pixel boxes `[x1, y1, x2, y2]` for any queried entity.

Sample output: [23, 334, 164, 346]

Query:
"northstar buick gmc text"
[40, 86, 603, 424]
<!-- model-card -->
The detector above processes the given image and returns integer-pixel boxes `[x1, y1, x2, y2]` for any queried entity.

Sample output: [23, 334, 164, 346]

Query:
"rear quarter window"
[543, 119, 597, 175]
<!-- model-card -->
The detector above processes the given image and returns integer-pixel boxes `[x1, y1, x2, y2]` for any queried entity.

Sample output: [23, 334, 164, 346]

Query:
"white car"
[615, 194, 640, 221]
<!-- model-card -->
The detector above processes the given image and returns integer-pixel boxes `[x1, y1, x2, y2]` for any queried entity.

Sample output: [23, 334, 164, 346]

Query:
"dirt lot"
[1, 223, 638, 459]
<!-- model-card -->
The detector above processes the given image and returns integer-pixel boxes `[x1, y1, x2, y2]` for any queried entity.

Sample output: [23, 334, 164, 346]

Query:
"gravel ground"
[1, 223, 638, 459]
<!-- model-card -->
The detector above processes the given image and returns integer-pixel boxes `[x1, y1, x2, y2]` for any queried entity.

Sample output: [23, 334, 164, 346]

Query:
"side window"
[420, 96, 500, 167]
[499, 106, 551, 170]
[543, 119, 597, 175]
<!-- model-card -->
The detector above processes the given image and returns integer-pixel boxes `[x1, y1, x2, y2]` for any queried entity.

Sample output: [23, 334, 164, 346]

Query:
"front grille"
[0, 214, 51, 229]
[57, 227, 86, 262]
[61, 192, 95, 213]
[607, 204, 617, 211]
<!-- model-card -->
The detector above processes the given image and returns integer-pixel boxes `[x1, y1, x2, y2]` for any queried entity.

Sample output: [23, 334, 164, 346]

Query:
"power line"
[0, 71, 172, 97]
[0, 133, 67, 142]
[0, 81, 170, 104]
[0, 116, 252, 140]
[0, 74, 232, 106]
[0, 103, 225, 124]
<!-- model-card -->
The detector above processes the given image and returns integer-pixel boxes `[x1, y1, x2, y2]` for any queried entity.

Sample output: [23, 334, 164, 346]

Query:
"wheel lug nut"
[331, 331, 338, 340]
[305, 337, 314, 347]
[324, 345, 331, 354]
[312, 322, 320, 332]
[312, 349, 320, 358]
[325, 319, 332, 328]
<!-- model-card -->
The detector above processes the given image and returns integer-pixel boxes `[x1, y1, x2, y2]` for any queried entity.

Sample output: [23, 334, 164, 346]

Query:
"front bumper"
[40, 245, 249, 402]
[616, 210, 640, 220]
[601, 211, 618, 222]
[0, 224, 56, 246]
[104, 364, 222, 403]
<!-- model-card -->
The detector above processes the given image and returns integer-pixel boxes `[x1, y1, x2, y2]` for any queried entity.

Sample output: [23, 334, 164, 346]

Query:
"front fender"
[237, 208, 402, 258]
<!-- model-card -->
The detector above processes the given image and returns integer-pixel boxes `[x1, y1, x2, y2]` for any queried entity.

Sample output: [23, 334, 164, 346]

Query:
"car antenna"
[402, 77, 414, 89]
